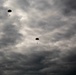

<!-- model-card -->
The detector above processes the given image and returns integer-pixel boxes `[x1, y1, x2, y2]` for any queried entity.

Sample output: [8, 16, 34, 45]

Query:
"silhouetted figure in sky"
[8, 9, 12, 13]
[35, 38, 39, 40]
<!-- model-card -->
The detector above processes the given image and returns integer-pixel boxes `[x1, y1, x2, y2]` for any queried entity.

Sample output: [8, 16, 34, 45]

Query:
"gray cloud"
[0, 24, 22, 48]
[0, 47, 76, 75]
[15, 0, 30, 11]
[64, 0, 76, 10]
[60, 0, 76, 16]
[0, 0, 76, 75]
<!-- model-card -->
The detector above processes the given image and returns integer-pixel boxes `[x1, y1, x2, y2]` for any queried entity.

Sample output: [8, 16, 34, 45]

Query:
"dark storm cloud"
[0, 24, 22, 48]
[60, 0, 76, 15]
[0, 48, 60, 75]
[0, 46, 76, 75]
[59, 48, 76, 75]
[64, 0, 76, 10]
[0, 0, 76, 75]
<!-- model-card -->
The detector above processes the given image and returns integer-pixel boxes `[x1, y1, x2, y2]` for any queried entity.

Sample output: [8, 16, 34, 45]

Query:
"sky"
[0, 0, 76, 75]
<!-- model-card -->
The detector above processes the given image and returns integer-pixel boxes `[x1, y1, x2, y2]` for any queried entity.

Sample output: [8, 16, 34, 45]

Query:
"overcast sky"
[0, 0, 76, 75]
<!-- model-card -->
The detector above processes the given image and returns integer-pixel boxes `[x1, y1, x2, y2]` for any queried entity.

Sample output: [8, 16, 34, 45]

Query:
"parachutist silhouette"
[35, 38, 39, 40]
[8, 9, 12, 12]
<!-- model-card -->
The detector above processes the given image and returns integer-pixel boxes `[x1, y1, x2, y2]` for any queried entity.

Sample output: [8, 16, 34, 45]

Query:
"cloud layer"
[0, 0, 76, 75]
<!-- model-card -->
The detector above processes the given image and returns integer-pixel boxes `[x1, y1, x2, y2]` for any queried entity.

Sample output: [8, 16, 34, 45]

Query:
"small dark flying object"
[8, 9, 12, 12]
[35, 38, 39, 40]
